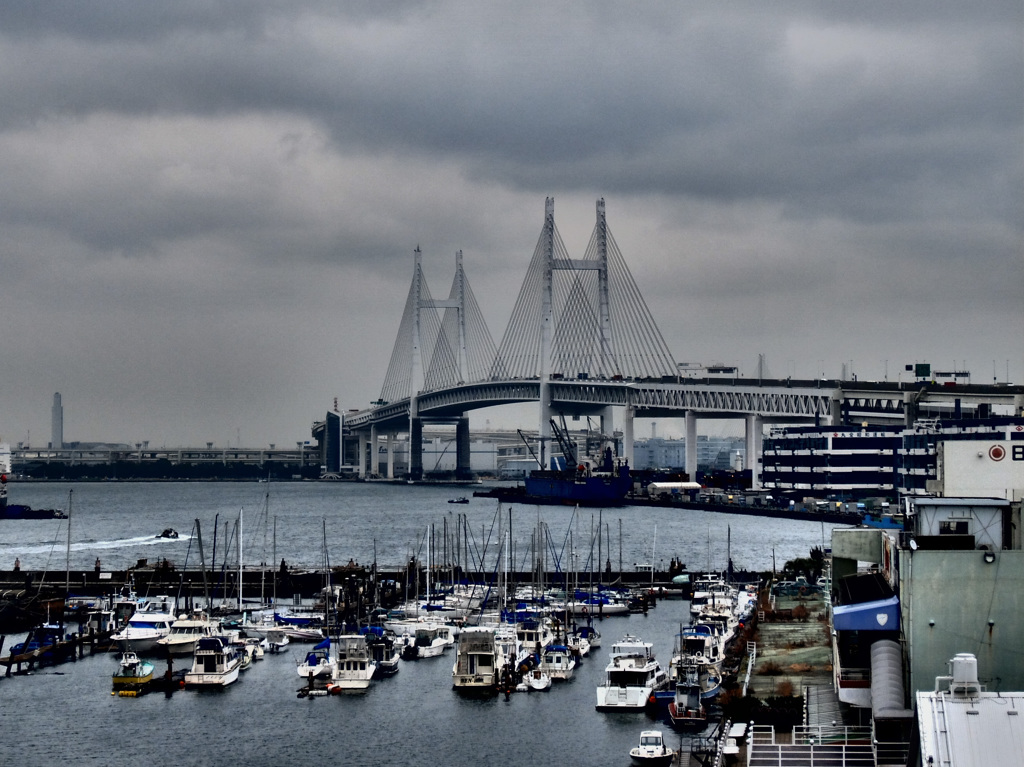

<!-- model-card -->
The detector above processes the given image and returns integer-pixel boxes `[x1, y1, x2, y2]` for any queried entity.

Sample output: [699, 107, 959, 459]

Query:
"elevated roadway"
[343, 377, 1024, 484]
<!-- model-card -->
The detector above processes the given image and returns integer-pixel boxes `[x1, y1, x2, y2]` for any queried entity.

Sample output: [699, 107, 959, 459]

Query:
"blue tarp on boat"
[312, 637, 330, 650]
[832, 595, 900, 631]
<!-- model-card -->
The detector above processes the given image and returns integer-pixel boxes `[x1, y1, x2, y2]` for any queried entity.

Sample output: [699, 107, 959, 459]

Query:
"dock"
[0, 625, 114, 676]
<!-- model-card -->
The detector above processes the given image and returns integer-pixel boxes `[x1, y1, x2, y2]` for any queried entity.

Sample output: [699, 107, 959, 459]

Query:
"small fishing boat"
[184, 636, 242, 688]
[667, 663, 707, 729]
[112, 651, 155, 690]
[448, 497, 469, 504]
[629, 730, 677, 766]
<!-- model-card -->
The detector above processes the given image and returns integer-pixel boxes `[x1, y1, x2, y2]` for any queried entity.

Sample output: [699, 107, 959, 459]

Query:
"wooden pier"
[0, 625, 114, 677]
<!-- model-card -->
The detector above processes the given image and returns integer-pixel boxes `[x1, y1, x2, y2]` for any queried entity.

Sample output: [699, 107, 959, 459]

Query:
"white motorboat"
[296, 637, 334, 679]
[155, 610, 218, 657]
[401, 623, 450, 660]
[273, 611, 326, 642]
[326, 634, 377, 692]
[452, 626, 507, 694]
[672, 623, 725, 699]
[539, 643, 577, 681]
[184, 636, 242, 687]
[265, 627, 290, 653]
[629, 730, 677, 766]
[596, 635, 668, 711]
[515, 617, 554, 662]
[110, 595, 176, 654]
[525, 669, 552, 691]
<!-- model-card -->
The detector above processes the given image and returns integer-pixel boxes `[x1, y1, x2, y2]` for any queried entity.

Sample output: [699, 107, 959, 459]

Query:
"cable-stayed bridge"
[343, 198, 1024, 484]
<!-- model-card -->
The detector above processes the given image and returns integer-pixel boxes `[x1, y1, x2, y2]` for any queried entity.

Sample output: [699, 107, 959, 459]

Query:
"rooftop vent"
[935, 653, 983, 696]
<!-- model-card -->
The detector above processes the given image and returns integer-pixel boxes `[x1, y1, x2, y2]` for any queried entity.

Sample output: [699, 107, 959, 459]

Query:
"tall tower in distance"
[51, 392, 63, 449]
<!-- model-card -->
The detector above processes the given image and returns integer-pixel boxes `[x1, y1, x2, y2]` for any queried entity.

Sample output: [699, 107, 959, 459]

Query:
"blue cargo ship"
[523, 447, 632, 506]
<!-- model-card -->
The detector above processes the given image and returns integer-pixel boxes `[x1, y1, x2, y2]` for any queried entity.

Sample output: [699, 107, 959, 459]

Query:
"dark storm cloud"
[0, 1, 1019, 446]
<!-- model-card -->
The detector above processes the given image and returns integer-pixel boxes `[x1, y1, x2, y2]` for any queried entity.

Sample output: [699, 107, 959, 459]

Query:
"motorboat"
[243, 637, 266, 660]
[326, 634, 377, 692]
[274, 611, 326, 642]
[155, 610, 218, 657]
[184, 636, 242, 688]
[296, 636, 334, 679]
[596, 635, 668, 711]
[525, 669, 552, 691]
[667, 662, 707, 729]
[265, 627, 290, 654]
[111, 595, 176, 654]
[112, 651, 154, 690]
[563, 591, 630, 617]
[366, 631, 400, 677]
[673, 624, 725, 700]
[629, 730, 677, 766]
[452, 626, 507, 695]
[401, 623, 450, 660]
[539, 643, 576, 681]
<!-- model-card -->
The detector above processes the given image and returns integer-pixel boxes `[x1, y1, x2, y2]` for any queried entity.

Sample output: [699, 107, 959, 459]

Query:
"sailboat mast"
[238, 507, 243, 613]
[261, 492, 269, 606]
[65, 489, 73, 595]
[195, 518, 210, 610]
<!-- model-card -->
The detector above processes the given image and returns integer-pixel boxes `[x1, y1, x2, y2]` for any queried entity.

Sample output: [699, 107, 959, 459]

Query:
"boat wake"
[1, 534, 190, 556]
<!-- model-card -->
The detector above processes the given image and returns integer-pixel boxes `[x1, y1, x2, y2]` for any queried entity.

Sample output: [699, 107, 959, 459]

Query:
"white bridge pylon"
[373, 198, 680, 477]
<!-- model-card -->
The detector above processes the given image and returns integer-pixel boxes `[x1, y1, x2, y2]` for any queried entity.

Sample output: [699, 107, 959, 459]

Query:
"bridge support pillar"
[456, 416, 471, 480]
[684, 411, 697, 480]
[369, 424, 378, 477]
[622, 407, 634, 467]
[831, 389, 845, 426]
[357, 433, 368, 479]
[746, 414, 763, 490]
[386, 433, 395, 479]
[409, 418, 423, 481]
[903, 392, 917, 427]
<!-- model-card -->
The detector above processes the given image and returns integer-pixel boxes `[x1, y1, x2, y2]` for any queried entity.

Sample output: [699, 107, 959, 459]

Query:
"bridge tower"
[407, 248, 471, 480]
[537, 198, 616, 466]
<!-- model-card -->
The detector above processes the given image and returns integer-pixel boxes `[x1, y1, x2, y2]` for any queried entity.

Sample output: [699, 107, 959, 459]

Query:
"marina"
[1, 473, 1019, 766]
[0, 480, 824, 767]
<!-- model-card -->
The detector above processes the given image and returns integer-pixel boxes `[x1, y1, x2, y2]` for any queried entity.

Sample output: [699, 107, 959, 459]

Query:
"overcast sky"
[0, 1, 1020, 448]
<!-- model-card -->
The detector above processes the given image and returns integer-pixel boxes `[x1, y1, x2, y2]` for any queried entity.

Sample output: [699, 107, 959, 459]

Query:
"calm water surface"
[0, 481, 838, 767]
